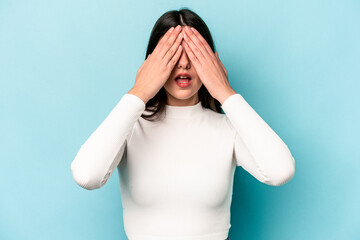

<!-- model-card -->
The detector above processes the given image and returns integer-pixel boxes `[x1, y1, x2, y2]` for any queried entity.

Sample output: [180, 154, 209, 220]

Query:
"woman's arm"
[221, 93, 295, 186]
[70, 93, 145, 190]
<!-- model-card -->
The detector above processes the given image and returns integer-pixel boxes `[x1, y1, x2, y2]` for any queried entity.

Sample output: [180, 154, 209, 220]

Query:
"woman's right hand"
[128, 25, 184, 104]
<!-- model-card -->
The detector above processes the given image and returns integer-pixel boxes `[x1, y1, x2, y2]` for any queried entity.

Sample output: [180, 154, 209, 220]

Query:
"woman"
[71, 8, 295, 240]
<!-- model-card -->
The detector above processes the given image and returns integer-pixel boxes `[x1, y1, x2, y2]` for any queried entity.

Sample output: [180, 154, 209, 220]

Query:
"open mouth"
[175, 74, 192, 88]
[175, 78, 191, 83]
[175, 73, 192, 82]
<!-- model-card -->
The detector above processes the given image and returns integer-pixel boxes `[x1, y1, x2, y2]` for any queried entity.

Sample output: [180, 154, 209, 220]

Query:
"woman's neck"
[165, 93, 199, 106]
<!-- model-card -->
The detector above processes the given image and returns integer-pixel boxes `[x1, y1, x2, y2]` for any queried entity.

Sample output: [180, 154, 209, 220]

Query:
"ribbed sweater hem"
[126, 230, 229, 240]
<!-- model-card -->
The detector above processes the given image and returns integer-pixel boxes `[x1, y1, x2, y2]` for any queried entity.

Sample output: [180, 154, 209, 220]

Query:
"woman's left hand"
[182, 26, 237, 104]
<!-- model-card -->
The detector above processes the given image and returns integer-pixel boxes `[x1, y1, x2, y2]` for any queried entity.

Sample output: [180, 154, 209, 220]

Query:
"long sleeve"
[221, 93, 295, 186]
[70, 93, 145, 190]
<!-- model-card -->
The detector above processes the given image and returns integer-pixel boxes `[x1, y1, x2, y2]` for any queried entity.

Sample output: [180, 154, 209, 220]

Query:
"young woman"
[71, 8, 295, 240]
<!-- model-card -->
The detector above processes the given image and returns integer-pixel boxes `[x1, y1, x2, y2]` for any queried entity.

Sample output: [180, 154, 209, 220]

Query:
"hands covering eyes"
[181, 26, 236, 104]
[130, 25, 235, 105]
[131, 25, 184, 103]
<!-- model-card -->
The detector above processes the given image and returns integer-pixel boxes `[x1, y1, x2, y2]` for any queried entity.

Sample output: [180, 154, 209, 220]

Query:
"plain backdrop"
[0, 0, 359, 239]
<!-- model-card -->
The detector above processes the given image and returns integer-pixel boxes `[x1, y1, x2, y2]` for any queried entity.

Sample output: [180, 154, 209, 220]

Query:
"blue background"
[1, 0, 359, 239]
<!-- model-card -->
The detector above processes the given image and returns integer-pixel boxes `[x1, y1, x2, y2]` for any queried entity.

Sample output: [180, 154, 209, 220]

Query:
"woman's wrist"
[128, 87, 149, 104]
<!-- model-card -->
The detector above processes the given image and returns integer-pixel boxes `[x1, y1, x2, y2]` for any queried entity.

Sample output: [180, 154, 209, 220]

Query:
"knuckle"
[168, 48, 174, 56]
[165, 42, 172, 49]
[170, 59, 176, 65]
[160, 64, 167, 72]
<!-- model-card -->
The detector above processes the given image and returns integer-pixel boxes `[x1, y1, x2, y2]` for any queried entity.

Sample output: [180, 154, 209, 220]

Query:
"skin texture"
[165, 26, 237, 106]
[129, 25, 236, 106]
[129, 26, 184, 104]
[163, 26, 203, 106]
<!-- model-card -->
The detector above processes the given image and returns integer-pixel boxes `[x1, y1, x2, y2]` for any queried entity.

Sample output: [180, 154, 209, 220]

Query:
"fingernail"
[176, 25, 181, 31]
[169, 27, 174, 32]
[190, 27, 196, 32]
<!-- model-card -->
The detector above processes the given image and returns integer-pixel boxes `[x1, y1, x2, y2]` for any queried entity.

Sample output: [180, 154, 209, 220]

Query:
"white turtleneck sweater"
[70, 92, 295, 240]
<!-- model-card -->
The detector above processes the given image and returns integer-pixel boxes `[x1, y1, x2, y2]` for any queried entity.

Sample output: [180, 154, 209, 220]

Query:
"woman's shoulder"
[203, 107, 237, 132]
[202, 107, 232, 127]
[202, 107, 225, 119]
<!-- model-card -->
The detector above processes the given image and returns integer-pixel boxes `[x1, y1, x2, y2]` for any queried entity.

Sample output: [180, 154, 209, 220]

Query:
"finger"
[183, 32, 207, 65]
[215, 52, 227, 75]
[182, 40, 201, 68]
[163, 31, 183, 64]
[183, 28, 206, 63]
[151, 26, 175, 56]
[190, 27, 215, 59]
[159, 25, 182, 59]
[167, 44, 183, 68]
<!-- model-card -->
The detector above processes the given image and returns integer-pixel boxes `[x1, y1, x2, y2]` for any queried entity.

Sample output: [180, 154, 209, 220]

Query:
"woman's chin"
[165, 89, 196, 101]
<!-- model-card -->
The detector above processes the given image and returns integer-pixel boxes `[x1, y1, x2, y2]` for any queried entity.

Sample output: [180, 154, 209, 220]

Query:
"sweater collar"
[164, 100, 203, 119]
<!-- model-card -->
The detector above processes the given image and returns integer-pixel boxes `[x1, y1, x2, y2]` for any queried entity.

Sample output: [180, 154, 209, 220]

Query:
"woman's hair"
[141, 7, 223, 121]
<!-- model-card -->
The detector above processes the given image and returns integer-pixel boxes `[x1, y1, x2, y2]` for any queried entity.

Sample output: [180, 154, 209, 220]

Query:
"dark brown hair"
[141, 7, 223, 121]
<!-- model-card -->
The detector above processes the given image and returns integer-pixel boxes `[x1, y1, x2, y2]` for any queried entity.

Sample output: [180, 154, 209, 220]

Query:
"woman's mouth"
[175, 79, 192, 88]
[175, 73, 192, 88]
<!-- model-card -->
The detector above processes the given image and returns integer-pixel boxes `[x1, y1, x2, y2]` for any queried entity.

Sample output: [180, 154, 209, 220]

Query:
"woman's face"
[163, 26, 203, 106]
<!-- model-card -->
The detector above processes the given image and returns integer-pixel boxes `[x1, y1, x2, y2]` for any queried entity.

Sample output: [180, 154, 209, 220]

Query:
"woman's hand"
[181, 26, 237, 104]
[129, 25, 184, 104]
